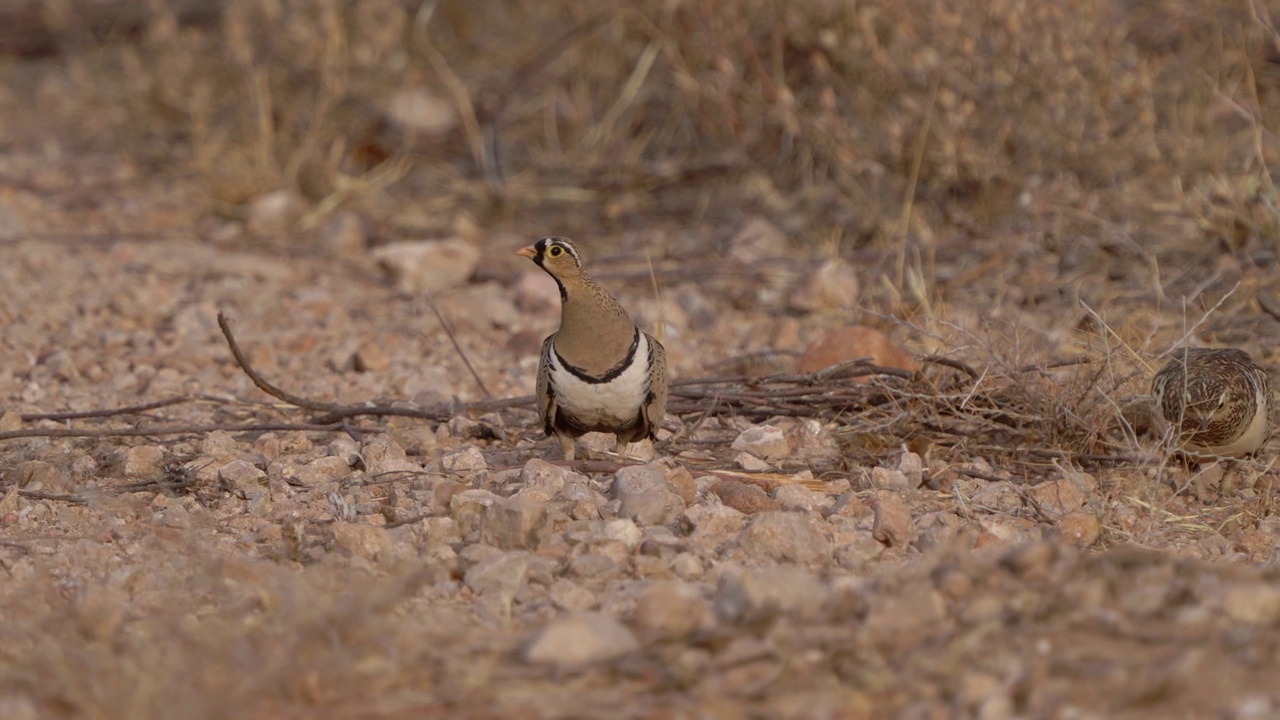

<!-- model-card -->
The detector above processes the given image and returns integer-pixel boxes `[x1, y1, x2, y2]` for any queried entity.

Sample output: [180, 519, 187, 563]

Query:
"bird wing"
[642, 331, 669, 440]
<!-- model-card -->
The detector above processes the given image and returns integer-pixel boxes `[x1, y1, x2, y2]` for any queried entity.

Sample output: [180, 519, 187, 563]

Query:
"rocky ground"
[4, 1, 1280, 718]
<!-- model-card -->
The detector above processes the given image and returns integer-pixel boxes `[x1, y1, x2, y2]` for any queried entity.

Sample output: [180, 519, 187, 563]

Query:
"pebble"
[441, 447, 487, 474]
[871, 490, 915, 547]
[1026, 476, 1088, 520]
[683, 504, 747, 549]
[514, 458, 569, 503]
[602, 518, 643, 549]
[738, 511, 831, 565]
[711, 479, 782, 514]
[373, 238, 480, 293]
[671, 552, 705, 579]
[122, 445, 166, 480]
[734, 452, 772, 472]
[479, 496, 554, 550]
[246, 189, 307, 240]
[835, 534, 886, 570]
[632, 581, 708, 639]
[330, 521, 391, 561]
[522, 612, 640, 670]
[286, 456, 350, 487]
[1054, 510, 1101, 548]
[772, 483, 834, 513]
[612, 463, 685, 526]
[870, 466, 912, 490]
[730, 425, 790, 460]
[715, 566, 828, 623]
[449, 489, 500, 540]
[896, 451, 925, 488]
[548, 578, 597, 611]
[218, 459, 266, 492]
[463, 551, 530, 601]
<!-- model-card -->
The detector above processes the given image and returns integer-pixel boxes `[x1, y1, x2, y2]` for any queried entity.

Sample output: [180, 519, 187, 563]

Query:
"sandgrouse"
[517, 237, 668, 461]
[1151, 347, 1272, 459]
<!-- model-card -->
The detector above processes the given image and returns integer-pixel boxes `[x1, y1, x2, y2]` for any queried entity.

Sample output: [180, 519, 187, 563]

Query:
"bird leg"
[556, 433, 577, 462]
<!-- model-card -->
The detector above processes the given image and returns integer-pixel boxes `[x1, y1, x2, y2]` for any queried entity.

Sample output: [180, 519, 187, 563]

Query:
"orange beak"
[516, 245, 537, 259]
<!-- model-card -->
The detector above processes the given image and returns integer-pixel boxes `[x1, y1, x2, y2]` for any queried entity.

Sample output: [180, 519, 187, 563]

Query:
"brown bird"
[517, 237, 668, 461]
[1151, 347, 1271, 459]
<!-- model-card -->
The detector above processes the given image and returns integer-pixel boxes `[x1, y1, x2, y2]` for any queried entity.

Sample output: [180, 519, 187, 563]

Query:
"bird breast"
[548, 332, 652, 428]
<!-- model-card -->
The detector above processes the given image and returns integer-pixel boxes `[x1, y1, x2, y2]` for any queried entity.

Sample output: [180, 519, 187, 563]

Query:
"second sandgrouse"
[517, 237, 668, 461]
[1151, 347, 1272, 459]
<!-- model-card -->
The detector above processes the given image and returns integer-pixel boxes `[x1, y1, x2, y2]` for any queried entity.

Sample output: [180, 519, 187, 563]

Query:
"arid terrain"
[4, 1, 1280, 718]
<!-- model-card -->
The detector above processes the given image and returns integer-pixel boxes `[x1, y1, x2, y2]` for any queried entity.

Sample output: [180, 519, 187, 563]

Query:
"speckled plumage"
[1151, 347, 1271, 458]
[518, 237, 668, 461]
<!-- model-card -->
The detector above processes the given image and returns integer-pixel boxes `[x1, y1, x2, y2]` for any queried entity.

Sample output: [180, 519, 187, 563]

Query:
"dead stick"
[217, 311, 339, 412]
[21, 396, 195, 422]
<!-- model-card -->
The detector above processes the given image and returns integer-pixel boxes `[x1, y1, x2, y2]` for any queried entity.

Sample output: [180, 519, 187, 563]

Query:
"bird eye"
[549, 245, 563, 257]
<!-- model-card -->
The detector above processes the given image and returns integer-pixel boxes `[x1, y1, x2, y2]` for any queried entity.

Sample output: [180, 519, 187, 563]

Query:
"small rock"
[871, 490, 914, 547]
[515, 458, 569, 503]
[200, 430, 240, 459]
[683, 504, 747, 549]
[797, 325, 922, 375]
[734, 452, 772, 472]
[18, 460, 69, 491]
[569, 552, 622, 580]
[870, 466, 912, 490]
[633, 581, 707, 639]
[385, 87, 458, 137]
[1027, 476, 1088, 520]
[548, 578, 597, 611]
[711, 479, 782, 514]
[1055, 510, 1101, 548]
[464, 551, 529, 600]
[602, 518, 643, 549]
[671, 552, 705, 579]
[773, 483, 834, 513]
[246, 189, 307, 239]
[738, 511, 831, 565]
[373, 239, 480, 293]
[715, 566, 828, 623]
[661, 463, 698, 504]
[1223, 582, 1280, 625]
[361, 434, 406, 468]
[522, 613, 640, 670]
[450, 489, 500, 539]
[730, 425, 790, 460]
[480, 496, 553, 550]
[442, 446, 487, 473]
[292, 456, 353, 487]
[330, 521, 391, 561]
[122, 446, 166, 480]
[612, 464, 685, 526]
[789, 257, 858, 312]
[896, 451, 925, 488]
[218, 459, 266, 492]
[834, 534, 885, 569]
[352, 340, 391, 373]
[0, 411, 21, 432]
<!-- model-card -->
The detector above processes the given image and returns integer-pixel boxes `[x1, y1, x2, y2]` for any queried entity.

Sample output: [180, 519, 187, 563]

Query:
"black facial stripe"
[555, 330, 640, 384]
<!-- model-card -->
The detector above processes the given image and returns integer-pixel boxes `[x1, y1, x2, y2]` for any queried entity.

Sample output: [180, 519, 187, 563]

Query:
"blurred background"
[2, 0, 1280, 356]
